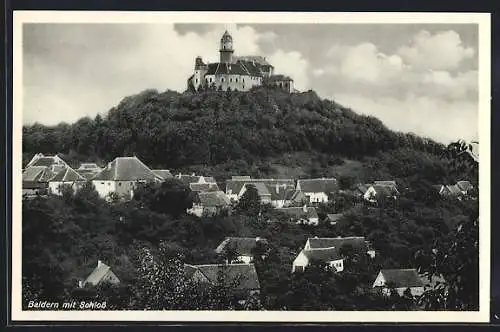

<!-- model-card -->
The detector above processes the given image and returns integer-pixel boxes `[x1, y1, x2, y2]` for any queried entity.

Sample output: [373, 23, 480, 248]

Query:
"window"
[108, 182, 111, 186]
[221, 78, 224, 82]
[101, 182, 104, 185]
[210, 78, 213, 82]
[195, 78, 198, 83]
[118, 182, 122, 187]
[236, 78, 238, 82]
[243, 78, 245, 82]
[230, 78, 232, 82]
[206, 78, 208, 83]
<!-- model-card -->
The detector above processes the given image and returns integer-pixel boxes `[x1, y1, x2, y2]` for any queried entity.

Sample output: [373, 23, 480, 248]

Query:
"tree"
[134, 179, 194, 217]
[235, 184, 261, 216]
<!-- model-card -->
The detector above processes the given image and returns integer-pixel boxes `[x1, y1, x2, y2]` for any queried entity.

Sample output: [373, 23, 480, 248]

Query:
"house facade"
[296, 178, 338, 204]
[292, 247, 344, 273]
[91, 156, 162, 200]
[48, 166, 87, 195]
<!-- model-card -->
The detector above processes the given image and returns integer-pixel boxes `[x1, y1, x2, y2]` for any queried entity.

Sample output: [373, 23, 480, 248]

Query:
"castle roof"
[206, 62, 250, 76]
[235, 55, 273, 67]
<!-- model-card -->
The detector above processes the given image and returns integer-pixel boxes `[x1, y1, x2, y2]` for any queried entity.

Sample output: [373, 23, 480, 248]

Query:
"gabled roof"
[185, 263, 260, 291]
[326, 214, 343, 223]
[242, 182, 271, 197]
[197, 191, 231, 207]
[372, 184, 399, 197]
[301, 247, 341, 262]
[355, 184, 370, 194]
[226, 178, 295, 195]
[297, 178, 338, 193]
[190, 182, 220, 193]
[205, 62, 252, 76]
[265, 184, 296, 201]
[84, 261, 117, 286]
[215, 237, 267, 256]
[152, 169, 173, 180]
[177, 175, 201, 185]
[307, 236, 368, 251]
[446, 184, 463, 195]
[275, 206, 319, 220]
[378, 269, 425, 288]
[50, 167, 86, 182]
[456, 180, 473, 192]
[92, 157, 158, 181]
[22, 166, 47, 182]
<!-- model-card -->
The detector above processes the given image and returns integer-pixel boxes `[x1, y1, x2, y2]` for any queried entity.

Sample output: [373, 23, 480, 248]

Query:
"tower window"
[210, 78, 213, 82]
[236, 78, 238, 82]
[195, 78, 198, 83]
[221, 78, 224, 82]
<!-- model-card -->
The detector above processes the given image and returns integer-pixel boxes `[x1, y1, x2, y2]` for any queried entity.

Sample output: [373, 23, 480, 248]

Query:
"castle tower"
[219, 30, 234, 64]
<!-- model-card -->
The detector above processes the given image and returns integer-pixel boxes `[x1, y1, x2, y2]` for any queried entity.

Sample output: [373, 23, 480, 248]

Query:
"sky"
[22, 23, 479, 144]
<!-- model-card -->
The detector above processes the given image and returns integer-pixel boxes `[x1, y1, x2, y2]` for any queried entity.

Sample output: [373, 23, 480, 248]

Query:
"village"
[21, 151, 478, 306]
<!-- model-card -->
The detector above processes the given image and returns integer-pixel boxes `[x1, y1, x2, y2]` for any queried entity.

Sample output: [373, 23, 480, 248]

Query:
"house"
[184, 263, 261, 300]
[267, 185, 306, 208]
[456, 180, 474, 195]
[295, 178, 338, 203]
[176, 173, 216, 186]
[238, 182, 272, 204]
[152, 169, 173, 181]
[304, 236, 376, 258]
[75, 163, 103, 180]
[292, 247, 343, 273]
[188, 191, 231, 217]
[275, 205, 319, 226]
[25, 153, 68, 168]
[354, 184, 371, 197]
[189, 182, 220, 193]
[215, 237, 268, 264]
[225, 177, 295, 202]
[325, 213, 343, 225]
[372, 269, 425, 297]
[91, 156, 162, 200]
[79, 260, 120, 288]
[48, 166, 87, 195]
[363, 183, 400, 203]
[22, 165, 54, 196]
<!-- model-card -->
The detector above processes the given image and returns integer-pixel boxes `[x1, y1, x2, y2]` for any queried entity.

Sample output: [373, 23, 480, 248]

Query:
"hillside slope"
[23, 87, 461, 185]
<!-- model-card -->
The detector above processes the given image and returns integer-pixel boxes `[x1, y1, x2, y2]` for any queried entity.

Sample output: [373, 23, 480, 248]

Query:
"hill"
[23, 86, 467, 186]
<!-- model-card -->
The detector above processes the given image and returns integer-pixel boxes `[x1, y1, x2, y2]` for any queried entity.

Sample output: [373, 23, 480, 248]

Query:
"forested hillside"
[22, 86, 479, 311]
[23, 87, 464, 185]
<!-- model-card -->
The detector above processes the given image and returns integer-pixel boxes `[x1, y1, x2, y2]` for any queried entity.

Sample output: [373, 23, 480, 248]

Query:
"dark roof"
[379, 269, 425, 288]
[190, 182, 220, 193]
[302, 247, 341, 262]
[355, 184, 370, 194]
[50, 167, 86, 182]
[215, 237, 267, 256]
[152, 169, 173, 180]
[177, 175, 201, 185]
[372, 185, 399, 197]
[185, 263, 260, 291]
[297, 178, 338, 193]
[456, 180, 473, 192]
[265, 184, 297, 201]
[197, 191, 231, 207]
[235, 55, 273, 67]
[307, 237, 368, 251]
[205, 62, 251, 76]
[226, 178, 294, 195]
[238, 60, 263, 76]
[243, 182, 271, 198]
[268, 74, 293, 82]
[92, 157, 158, 181]
[275, 206, 318, 219]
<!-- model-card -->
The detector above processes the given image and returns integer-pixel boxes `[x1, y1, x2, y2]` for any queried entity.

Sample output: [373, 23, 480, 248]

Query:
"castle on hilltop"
[187, 31, 295, 93]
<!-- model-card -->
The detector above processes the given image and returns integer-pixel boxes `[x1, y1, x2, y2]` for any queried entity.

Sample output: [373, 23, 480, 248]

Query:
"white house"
[295, 178, 338, 204]
[91, 156, 162, 200]
[363, 183, 399, 203]
[79, 260, 120, 288]
[215, 237, 268, 264]
[304, 236, 376, 258]
[292, 247, 344, 273]
[48, 166, 87, 195]
[372, 269, 425, 297]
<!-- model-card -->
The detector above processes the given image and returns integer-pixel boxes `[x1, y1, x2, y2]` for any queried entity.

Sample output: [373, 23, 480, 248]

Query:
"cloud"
[313, 29, 478, 144]
[335, 93, 478, 144]
[397, 30, 475, 71]
[23, 24, 310, 125]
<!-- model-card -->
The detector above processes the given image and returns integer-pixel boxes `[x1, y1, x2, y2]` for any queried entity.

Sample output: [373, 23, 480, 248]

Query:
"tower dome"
[219, 30, 234, 63]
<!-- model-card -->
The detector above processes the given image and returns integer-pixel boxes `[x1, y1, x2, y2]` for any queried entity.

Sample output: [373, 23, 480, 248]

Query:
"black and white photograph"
[12, 11, 490, 322]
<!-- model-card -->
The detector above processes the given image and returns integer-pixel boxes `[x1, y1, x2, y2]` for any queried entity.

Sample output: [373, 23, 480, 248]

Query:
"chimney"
[97, 260, 103, 268]
[192, 172, 196, 176]
[78, 280, 84, 288]
[302, 204, 307, 213]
